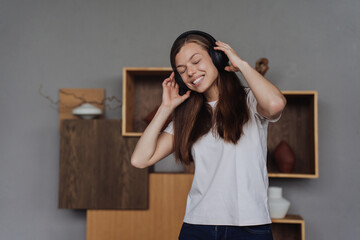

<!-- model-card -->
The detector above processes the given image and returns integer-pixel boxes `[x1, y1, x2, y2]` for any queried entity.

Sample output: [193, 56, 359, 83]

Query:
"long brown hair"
[170, 34, 250, 165]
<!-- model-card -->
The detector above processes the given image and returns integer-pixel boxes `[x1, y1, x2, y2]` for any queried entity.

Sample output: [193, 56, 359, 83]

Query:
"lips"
[192, 76, 204, 85]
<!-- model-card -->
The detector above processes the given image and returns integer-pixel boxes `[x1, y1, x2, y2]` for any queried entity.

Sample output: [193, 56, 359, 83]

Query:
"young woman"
[131, 30, 286, 240]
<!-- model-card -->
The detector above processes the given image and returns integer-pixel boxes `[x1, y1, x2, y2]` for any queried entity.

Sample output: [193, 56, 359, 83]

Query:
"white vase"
[72, 103, 102, 119]
[268, 186, 290, 219]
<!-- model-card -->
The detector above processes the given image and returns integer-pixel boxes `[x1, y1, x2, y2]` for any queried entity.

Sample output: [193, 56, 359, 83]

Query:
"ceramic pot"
[274, 140, 296, 173]
[268, 186, 290, 219]
[72, 103, 102, 119]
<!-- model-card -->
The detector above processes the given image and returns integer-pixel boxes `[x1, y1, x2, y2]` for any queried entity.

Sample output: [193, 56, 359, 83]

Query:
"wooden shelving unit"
[58, 89, 148, 210]
[60, 86, 312, 239]
[122, 68, 318, 178]
[87, 174, 306, 240]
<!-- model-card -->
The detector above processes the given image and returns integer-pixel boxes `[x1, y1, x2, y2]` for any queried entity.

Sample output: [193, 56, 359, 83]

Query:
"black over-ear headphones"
[170, 30, 229, 95]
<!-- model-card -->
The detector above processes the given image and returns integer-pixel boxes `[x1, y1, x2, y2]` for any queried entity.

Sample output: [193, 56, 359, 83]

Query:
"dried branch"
[39, 84, 59, 105]
[39, 84, 122, 111]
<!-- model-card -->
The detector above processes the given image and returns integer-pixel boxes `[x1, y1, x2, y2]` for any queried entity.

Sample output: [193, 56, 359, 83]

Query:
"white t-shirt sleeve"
[163, 121, 174, 135]
[246, 88, 281, 123]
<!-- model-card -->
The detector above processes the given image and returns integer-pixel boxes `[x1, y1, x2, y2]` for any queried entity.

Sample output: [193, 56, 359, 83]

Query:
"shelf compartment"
[272, 215, 305, 240]
[122, 67, 173, 136]
[267, 91, 318, 178]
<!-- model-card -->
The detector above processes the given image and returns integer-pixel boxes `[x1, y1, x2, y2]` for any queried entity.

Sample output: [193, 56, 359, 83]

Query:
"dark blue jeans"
[178, 222, 274, 240]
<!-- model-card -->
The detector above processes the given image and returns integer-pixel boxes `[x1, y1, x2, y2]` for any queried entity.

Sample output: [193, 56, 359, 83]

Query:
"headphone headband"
[173, 30, 217, 47]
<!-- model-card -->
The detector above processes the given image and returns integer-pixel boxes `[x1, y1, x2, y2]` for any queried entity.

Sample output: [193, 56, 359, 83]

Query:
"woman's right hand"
[161, 72, 191, 109]
[131, 72, 188, 169]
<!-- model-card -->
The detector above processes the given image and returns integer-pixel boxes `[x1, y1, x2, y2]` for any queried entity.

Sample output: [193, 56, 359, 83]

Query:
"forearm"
[238, 60, 286, 118]
[130, 104, 174, 168]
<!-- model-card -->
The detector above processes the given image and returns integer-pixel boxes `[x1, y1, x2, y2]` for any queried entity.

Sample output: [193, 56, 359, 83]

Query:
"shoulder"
[244, 87, 256, 110]
[245, 87, 281, 123]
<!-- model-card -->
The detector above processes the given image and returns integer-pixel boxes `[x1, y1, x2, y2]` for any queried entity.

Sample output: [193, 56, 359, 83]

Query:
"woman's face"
[175, 42, 219, 101]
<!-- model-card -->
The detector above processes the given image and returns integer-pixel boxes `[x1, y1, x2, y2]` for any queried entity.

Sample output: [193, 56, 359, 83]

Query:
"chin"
[189, 87, 206, 94]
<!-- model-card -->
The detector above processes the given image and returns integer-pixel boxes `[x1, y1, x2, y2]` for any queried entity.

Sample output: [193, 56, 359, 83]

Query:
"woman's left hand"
[214, 41, 245, 72]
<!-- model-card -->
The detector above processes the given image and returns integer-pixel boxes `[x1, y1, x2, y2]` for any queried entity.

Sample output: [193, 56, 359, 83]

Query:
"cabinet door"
[59, 119, 148, 209]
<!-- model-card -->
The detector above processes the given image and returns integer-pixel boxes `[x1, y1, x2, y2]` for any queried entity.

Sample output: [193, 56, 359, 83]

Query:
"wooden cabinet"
[87, 174, 192, 240]
[87, 174, 306, 240]
[59, 119, 148, 209]
[58, 89, 148, 209]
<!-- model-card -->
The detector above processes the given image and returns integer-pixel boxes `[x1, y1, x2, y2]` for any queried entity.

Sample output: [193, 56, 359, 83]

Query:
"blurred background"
[1, 0, 359, 239]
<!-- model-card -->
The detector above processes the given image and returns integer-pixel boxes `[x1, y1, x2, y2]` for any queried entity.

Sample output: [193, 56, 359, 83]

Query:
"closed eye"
[177, 56, 201, 74]
[193, 58, 201, 64]
[177, 67, 186, 74]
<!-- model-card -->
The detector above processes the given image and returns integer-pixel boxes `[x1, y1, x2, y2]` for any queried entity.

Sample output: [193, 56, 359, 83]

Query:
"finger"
[181, 90, 191, 101]
[224, 66, 236, 72]
[216, 40, 231, 48]
[162, 79, 169, 87]
[214, 45, 229, 52]
[215, 42, 233, 53]
[215, 41, 226, 48]
[163, 77, 171, 85]
[213, 46, 223, 52]
[163, 80, 173, 89]
[171, 78, 176, 87]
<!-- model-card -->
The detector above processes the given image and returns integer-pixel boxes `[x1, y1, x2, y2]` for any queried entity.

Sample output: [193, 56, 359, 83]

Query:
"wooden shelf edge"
[269, 173, 319, 179]
[147, 172, 318, 179]
[122, 131, 143, 137]
[271, 214, 304, 224]
[281, 90, 318, 95]
[314, 91, 319, 180]
[123, 67, 173, 71]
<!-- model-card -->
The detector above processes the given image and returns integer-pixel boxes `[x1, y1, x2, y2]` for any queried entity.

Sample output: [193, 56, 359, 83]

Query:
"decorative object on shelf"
[72, 103, 102, 119]
[255, 58, 269, 76]
[57, 88, 106, 131]
[268, 186, 291, 219]
[39, 86, 122, 112]
[143, 105, 173, 131]
[273, 140, 296, 173]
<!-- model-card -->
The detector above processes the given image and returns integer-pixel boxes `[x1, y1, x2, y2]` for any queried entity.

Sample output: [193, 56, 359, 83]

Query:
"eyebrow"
[176, 53, 201, 68]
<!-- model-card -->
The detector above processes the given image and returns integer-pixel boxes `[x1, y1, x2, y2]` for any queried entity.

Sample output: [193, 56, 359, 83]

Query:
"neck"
[204, 82, 219, 102]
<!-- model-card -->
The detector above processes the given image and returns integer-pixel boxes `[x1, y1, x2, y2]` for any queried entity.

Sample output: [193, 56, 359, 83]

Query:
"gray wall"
[1, 0, 359, 239]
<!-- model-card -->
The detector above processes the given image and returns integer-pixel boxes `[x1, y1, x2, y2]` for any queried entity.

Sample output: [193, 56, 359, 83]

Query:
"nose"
[187, 65, 196, 77]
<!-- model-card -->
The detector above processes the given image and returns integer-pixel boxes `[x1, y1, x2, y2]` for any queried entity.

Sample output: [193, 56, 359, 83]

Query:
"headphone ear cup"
[210, 49, 229, 71]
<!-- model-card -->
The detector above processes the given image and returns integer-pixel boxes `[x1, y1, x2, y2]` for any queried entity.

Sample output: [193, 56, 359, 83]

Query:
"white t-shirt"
[163, 89, 280, 226]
